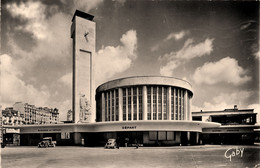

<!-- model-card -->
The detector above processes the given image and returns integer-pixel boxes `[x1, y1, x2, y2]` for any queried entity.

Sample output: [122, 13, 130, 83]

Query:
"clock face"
[84, 32, 89, 42]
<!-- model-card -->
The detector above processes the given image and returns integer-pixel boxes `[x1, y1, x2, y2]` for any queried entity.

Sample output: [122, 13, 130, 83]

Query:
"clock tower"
[71, 10, 96, 123]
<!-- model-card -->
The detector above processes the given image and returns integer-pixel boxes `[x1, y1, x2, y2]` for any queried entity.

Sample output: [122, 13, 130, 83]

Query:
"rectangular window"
[133, 87, 137, 120]
[153, 87, 157, 120]
[108, 92, 110, 121]
[128, 88, 131, 120]
[179, 89, 182, 120]
[116, 89, 119, 121]
[167, 131, 174, 140]
[147, 86, 151, 120]
[163, 87, 167, 120]
[112, 91, 114, 121]
[149, 131, 157, 141]
[138, 87, 143, 120]
[158, 131, 166, 141]
[171, 88, 174, 120]
[123, 88, 126, 121]
[175, 89, 178, 120]
[158, 87, 162, 120]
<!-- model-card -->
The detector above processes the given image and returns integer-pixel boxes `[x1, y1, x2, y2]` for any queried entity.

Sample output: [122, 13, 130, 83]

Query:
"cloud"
[60, 0, 103, 12]
[192, 90, 253, 112]
[58, 73, 72, 87]
[95, 30, 137, 85]
[1, 54, 50, 107]
[164, 30, 189, 41]
[193, 57, 251, 85]
[159, 38, 214, 76]
[151, 30, 189, 52]
[6, 1, 48, 40]
[6, 1, 71, 71]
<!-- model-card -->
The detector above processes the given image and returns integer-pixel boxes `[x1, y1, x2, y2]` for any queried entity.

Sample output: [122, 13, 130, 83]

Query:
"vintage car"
[104, 139, 117, 149]
[38, 137, 56, 148]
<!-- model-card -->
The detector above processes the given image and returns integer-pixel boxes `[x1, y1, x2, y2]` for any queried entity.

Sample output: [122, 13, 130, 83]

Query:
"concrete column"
[167, 87, 171, 120]
[187, 132, 190, 146]
[101, 93, 105, 122]
[137, 87, 139, 120]
[131, 87, 134, 121]
[151, 87, 153, 121]
[118, 88, 123, 121]
[126, 88, 128, 121]
[143, 86, 147, 120]
[196, 132, 199, 145]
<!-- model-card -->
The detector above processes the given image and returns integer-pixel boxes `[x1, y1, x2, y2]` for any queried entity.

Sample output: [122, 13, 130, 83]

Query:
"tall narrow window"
[112, 91, 114, 121]
[158, 87, 162, 120]
[153, 87, 157, 120]
[105, 93, 107, 121]
[179, 89, 182, 120]
[108, 92, 110, 121]
[123, 88, 126, 121]
[147, 86, 151, 120]
[133, 87, 137, 120]
[128, 88, 132, 120]
[163, 87, 167, 120]
[138, 87, 143, 120]
[116, 89, 119, 121]
[175, 89, 178, 120]
[171, 88, 174, 120]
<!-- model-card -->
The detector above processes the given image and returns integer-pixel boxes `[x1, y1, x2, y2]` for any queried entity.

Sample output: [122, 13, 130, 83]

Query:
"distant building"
[12, 102, 59, 125]
[2, 107, 25, 126]
[192, 105, 258, 145]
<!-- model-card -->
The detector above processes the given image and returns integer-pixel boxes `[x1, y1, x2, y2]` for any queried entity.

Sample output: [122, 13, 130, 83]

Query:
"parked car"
[38, 137, 56, 148]
[104, 139, 117, 149]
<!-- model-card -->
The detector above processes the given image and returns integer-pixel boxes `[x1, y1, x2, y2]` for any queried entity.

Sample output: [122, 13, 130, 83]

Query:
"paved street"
[1, 145, 260, 168]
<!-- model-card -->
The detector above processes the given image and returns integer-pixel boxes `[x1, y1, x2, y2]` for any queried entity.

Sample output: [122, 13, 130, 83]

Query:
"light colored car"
[104, 139, 117, 149]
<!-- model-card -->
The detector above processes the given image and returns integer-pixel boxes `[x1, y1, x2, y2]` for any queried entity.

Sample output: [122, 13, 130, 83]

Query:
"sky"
[1, 0, 259, 122]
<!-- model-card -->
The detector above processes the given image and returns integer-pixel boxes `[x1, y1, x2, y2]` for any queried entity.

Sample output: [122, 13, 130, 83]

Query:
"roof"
[72, 10, 94, 21]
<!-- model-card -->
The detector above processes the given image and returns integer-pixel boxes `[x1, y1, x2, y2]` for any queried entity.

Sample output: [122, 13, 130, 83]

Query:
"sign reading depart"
[122, 126, 137, 129]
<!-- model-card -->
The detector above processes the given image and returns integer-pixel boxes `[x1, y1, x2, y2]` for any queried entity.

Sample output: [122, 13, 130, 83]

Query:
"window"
[153, 87, 157, 120]
[158, 87, 162, 120]
[171, 88, 174, 120]
[108, 92, 110, 121]
[149, 131, 157, 141]
[158, 131, 166, 141]
[123, 88, 126, 121]
[128, 88, 131, 120]
[147, 86, 151, 120]
[133, 87, 137, 120]
[175, 89, 178, 120]
[112, 91, 114, 121]
[138, 87, 142, 120]
[115, 89, 119, 121]
[163, 87, 167, 120]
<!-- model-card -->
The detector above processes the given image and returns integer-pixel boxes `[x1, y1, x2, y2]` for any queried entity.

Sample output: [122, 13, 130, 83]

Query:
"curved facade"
[96, 76, 193, 122]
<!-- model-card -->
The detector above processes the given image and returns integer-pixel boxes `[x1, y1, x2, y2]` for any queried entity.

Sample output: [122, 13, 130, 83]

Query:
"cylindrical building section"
[95, 76, 193, 122]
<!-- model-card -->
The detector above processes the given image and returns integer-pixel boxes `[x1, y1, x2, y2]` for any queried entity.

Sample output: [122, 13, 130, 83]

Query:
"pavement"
[1, 145, 260, 168]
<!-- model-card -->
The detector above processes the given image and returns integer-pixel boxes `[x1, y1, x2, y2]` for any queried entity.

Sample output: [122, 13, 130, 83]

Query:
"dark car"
[38, 137, 56, 148]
